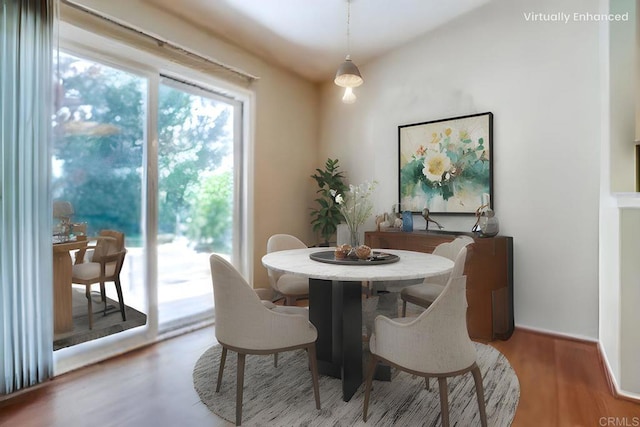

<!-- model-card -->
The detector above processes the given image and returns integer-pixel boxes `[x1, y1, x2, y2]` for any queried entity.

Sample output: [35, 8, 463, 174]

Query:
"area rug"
[193, 342, 519, 426]
[53, 288, 147, 350]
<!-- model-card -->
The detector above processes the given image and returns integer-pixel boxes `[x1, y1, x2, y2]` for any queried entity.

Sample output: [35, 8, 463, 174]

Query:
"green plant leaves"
[310, 158, 347, 244]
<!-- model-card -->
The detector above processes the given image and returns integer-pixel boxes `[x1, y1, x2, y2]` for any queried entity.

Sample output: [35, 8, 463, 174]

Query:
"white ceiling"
[141, 0, 492, 82]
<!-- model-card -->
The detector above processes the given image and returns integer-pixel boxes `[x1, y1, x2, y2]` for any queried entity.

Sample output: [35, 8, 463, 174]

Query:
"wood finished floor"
[0, 327, 638, 427]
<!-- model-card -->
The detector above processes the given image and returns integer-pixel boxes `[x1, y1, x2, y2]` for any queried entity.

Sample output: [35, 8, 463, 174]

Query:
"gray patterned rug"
[193, 342, 519, 426]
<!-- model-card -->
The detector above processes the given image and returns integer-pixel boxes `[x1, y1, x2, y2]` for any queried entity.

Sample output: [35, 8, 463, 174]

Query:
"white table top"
[261, 248, 453, 282]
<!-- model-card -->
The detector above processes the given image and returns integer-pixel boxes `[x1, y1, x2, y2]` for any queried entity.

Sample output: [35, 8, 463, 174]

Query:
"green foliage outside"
[156, 83, 232, 252]
[187, 171, 233, 252]
[52, 54, 145, 238]
[52, 52, 233, 252]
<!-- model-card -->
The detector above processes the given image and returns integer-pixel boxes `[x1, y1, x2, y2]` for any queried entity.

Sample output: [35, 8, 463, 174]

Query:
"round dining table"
[262, 247, 454, 402]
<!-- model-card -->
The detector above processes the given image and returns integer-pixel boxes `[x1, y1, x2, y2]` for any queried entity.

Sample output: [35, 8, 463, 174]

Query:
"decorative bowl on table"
[354, 245, 372, 260]
[334, 244, 352, 260]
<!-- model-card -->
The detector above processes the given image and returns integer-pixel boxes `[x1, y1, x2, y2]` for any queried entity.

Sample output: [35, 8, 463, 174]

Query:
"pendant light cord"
[346, 0, 351, 56]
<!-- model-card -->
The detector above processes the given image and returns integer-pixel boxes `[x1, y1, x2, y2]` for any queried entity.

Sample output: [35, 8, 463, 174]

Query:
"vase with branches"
[332, 181, 377, 247]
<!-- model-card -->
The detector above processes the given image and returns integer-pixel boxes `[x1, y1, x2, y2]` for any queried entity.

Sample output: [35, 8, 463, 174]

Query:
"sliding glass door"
[52, 44, 246, 353]
[156, 77, 238, 330]
[52, 51, 148, 349]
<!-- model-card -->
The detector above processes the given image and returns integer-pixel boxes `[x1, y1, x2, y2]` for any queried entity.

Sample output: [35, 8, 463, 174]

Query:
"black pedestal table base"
[309, 278, 362, 402]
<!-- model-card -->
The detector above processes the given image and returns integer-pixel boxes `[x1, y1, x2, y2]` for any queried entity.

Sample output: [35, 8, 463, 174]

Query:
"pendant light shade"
[335, 0, 363, 102]
[335, 55, 363, 88]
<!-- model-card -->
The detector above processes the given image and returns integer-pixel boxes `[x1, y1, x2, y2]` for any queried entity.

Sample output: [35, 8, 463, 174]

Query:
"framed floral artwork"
[398, 112, 493, 214]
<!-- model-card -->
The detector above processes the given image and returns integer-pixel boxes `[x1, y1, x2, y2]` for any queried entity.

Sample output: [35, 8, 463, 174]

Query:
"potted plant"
[310, 158, 348, 245]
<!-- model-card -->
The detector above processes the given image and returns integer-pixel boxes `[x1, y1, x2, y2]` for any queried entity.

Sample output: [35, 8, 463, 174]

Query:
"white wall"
[320, 0, 601, 338]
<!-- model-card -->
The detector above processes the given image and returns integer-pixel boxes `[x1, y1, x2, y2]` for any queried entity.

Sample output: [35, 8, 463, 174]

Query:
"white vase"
[336, 223, 350, 246]
[349, 227, 360, 247]
[337, 223, 365, 247]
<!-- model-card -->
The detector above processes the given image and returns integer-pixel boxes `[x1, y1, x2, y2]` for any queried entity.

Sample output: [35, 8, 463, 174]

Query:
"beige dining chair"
[72, 230, 127, 329]
[400, 235, 474, 317]
[363, 246, 487, 426]
[266, 234, 309, 305]
[209, 254, 320, 426]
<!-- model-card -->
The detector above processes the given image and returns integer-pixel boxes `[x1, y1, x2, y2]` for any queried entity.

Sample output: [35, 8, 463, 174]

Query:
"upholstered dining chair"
[209, 254, 321, 426]
[400, 235, 474, 317]
[363, 246, 488, 426]
[266, 234, 309, 305]
[72, 230, 127, 329]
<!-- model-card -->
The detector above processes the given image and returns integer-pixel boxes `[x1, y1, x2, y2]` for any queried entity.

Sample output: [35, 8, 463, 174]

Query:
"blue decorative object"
[402, 211, 413, 232]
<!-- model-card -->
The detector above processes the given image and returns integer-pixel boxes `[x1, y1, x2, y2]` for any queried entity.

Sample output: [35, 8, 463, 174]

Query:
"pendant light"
[335, 0, 363, 102]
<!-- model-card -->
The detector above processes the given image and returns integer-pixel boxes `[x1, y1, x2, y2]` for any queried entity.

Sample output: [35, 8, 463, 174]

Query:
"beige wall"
[250, 73, 319, 287]
[71, 0, 320, 289]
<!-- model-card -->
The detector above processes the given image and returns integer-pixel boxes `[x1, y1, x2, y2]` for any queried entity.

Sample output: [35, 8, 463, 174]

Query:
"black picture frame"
[398, 112, 493, 214]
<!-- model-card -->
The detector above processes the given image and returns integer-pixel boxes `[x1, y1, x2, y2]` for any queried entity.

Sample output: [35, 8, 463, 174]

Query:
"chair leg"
[114, 277, 127, 321]
[236, 352, 246, 426]
[471, 364, 488, 427]
[362, 280, 372, 298]
[273, 352, 278, 368]
[284, 296, 295, 306]
[85, 286, 93, 330]
[100, 281, 107, 316]
[438, 377, 450, 427]
[362, 355, 378, 422]
[216, 346, 227, 392]
[424, 376, 430, 390]
[307, 344, 321, 410]
[401, 300, 407, 317]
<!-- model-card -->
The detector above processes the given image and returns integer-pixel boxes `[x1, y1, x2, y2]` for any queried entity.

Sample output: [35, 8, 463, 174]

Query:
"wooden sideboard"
[365, 230, 514, 341]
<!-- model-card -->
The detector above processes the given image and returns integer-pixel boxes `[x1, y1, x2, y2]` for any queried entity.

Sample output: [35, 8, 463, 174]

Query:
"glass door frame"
[53, 21, 254, 375]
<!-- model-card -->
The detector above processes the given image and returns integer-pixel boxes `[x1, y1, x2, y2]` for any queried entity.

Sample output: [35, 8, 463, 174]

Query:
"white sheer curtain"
[1, 0, 56, 394]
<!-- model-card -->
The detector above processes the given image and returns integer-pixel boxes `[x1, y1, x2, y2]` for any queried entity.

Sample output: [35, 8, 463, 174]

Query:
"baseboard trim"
[514, 324, 598, 344]
[597, 342, 640, 404]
